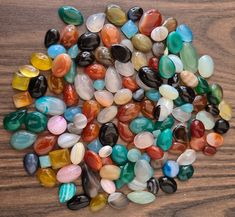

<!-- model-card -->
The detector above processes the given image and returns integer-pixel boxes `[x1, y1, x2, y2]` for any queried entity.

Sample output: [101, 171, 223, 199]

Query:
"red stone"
[82, 123, 100, 142]
[169, 141, 187, 155]
[84, 63, 106, 80]
[203, 145, 217, 156]
[140, 99, 154, 119]
[206, 133, 224, 148]
[63, 84, 79, 106]
[84, 150, 102, 171]
[193, 95, 207, 112]
[122, 77, 139, 92]
[139, 9, 162, 36]
[190, 119, 205, 138]
[33, 132, 57, 155]
[82, 100, 100, 123]
[60, 25, 79, 48]
[117, 102, 141, 123]
[146, 145, 164, 160]
[102, 157, 114, 166]
[148, 57, 159, 71]
[190, 135, 206, 151]
[100, 24, 121, 48]
[118, 121, 135, 142]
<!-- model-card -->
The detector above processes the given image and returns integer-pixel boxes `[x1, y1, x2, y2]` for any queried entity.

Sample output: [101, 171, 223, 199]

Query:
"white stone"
[70, 142, 85, 165]
[159, 84, 179, 100]
[128, 178, 147, 191]
[198, 55, 214, 78]
[58, 133, 80, 148]
[105, 67, 122, 93]
[134, 131, 154, 149]
[177, 149, 196, 165]
[157, 97, 174, 115]
[196, 110, 215, 130]
[99, 146, 113, 158]
[114, 88, 132, 105]
[86, 13, 106, 33]
[172, 107, 192, 122]
[97, 106, 118, 123]
[100, 179, 116, 194]
[94, 90, 113, 107]
[121, 39, 134, 52]
[73, 113, 88, 129]
[115, 61, 135, 77]
[151, 26, 168, 42]
[168, 54, 183, 73]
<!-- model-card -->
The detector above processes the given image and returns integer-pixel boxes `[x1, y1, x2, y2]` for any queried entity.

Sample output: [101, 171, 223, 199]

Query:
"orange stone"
[122, 77, 139, 92]
[84, 150, 102, 171]
[206, 133, 224, 148]
[82, 100, 100, 123]
[48, 74, 65, 94]
[102, 157, 114, 166]
[52, 54, 72, 77]
[169, 141, 188, 155]
[36, 168, 57, 188]
[100, 24, 121, 48]
[84, 63, 106, 80]
[60, 24, 79, 48]
[190, 135, 206, 151]
[82, 123, 100, 142]
[140, 99, 155, 119]
[146, 145, 164, 160]
[63, 84, 79, 106]
[117, 102, 141, 123]
[117, 121, 135, 142]
[12, 91, 33, 108]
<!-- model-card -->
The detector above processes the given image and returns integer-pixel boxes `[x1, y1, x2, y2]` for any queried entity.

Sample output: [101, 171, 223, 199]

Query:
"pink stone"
[100, 179, 116, 194]
[134, 131, 154, 149]
[47, 115, 67, 135]
[56, 164, 82, 183]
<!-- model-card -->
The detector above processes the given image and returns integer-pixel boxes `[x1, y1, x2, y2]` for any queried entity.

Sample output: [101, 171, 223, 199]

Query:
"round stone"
[134, 131, 154, 149]
[162, 160, 179, 178]
[214, 119, 230, 134]
[176, 24, 193, 42]
[47, 115, 67, 135]
[177, 165, 194, 181]
[151, 26, 168, 42]
[158, 176, 177, 194]
[127, 6, 143, 21]
[206, 132, 224, 148]
[99, 122, 119, 147]
[77, 32, 100, 51]
[24, 111, 47, 133]
[73, 113, 88, 129]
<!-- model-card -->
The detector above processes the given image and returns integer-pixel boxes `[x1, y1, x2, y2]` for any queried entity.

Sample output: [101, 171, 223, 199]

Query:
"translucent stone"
[100, 179, 116, 194]
[121, 39, 134, 52]
[100, 165, 121, 180]
[151, 26, 168, 42]
[176, 24, 193, 42]
[162, 160, 179, 178]
[94, 90, 114, 107]
[86, 13, 106, 32]
[19, 65, 40, 78]
[127, 191, 155, 204]
[93, 80, 105, 90]
[12, 72, 30, 91]
[100, 24, 121, 48]
[135, 74, 151, 91]
[70, 142, 85, 164]
[89, 193, 107, 212]
[99, 146, 113, 158]
[108, 192, 129, 209]
[49, 149, 71, 169]
[206, 132, 224, 148]
[36, 168, 57, 187]
[157, 128, 173, 151]
[127, 177, 147, 191]
[180, 70, 198, 88]
[30, 53, 52, 71]
[196, 110, 215, 130]
[198, 55, 214, 78]
[159, 84, 179, 100]
[56, 164, 82, 183]
[74, 73, 94, 100]
[58, 6, 83, 26]
[106, 4, 127, 26]
[12, 91, 33, 108]
[129, 117, 154, 134]
[177, 149, 196, 165]
[73, 113, 88, 129]
[114, 88, 132, 105]
[58, 133, 80, 148]
[127, 149, 141, 162]
[47, 115, 67, 135]
[157, 97, 174, 115]
[134, 132, 154, 149]
[105, 67, 122, 93]
[131, 51, 148, 71]
[172, 107, 192, 122]
[67, 123, 83, 134]
[218, 100, 232, 121]
[168, 54, 183, 73]
[97, 106, 118, 123]
[134, 159, 153, 182]
[115, 61, 135, 77]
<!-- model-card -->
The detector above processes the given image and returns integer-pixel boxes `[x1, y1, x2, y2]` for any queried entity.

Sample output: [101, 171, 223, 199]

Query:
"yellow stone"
[90, 193, 107, 212]
[30, 53, 52, 71]
[49, 149, 71, 169]
[99, 165, 121, 180]
[12, 91, 33, 108]
[131, 51, 148, 71]
[132, 34, 152, 53]
[218, 100, 232, 121]
[180, 70, 199, 88]
[36, 168, 57, 188]
[12, 72, 30, 91]
[19, 65, 39, 78]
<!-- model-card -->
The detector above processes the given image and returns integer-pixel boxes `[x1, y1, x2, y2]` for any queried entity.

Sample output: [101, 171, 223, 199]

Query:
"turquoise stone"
[145, 89, 161, 102]
[207, 83, 223, 105]
[24, 111, 47, 133]
[162, 160, 179, 178]
[121, 20, 138, 39]
[127, 148, 141, 162]
[159, 56, 176, 79]
[195, 76, 209, 95]
[64, 60, 77, 84]
[3, 109, 27, 131]
[180, 42, 198, 73]
[111, 144, 128, 166]
[35, 96, 66, 116]
[177, 165, 194, 181]
[93, 80, 105, 90]
[47, 44, 66, 59]
[129, 117, 154, 134]
[140, 153, 151, 162]
[58, 6, 84, 26]
[39, 155, 51, 168]
[115, 178, 125, 189]
[174, 96, 186, 106]
[152, 129, 161, 138]
[64, 106, 81, 122]
[59, 183, 76, 203]
[120, 162, 135, 183]
[167, 31, 183, 54]
[87, 139, 102, 153]
[127, 191, 155, 204]
[68, 44, 79, 59]
[176, 24, 193, 42]
[134, 159, 153, 182]
[180, 103, 193, 113]
[10, 130, 37, 150]
[155, 115, 174, 131]
[157, 128, 173, 151]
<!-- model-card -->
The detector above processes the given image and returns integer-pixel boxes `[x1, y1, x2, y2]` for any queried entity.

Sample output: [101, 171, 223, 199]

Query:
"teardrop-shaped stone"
[86, 13, 106, 33]
[159, 176, 177, 194]
[95, 46, 114, 66]
[105, 67, 122, 93]
[127, 6, 143, 21]
[127, 191, 155, 204]
[76, 51, 95, 66]
[111, 44, 132, 63]
[97, 106, 118, 123]
[159, 56, 176, 79]
[77, 32, 100, 51]
[23, 152, 39, 175]
[44, 29, 60, 48]
[157, 128, 173, 151]
[115, 61, 135, 77]
[130, 117, 154, 134]
[134, 159, 153, 182]
[99, 122, 119, 147]
[177, 149, 196, 165]
[28, 75, 48, 98]
[67, 194, 91, 210]
[132, 34, 153, 53]
[108, 192, 129, 209]
[131, 51, 148, 71]
[58, 6, 83, 25]
[100, 24, 121, 48]
[114, 88, 132, 105]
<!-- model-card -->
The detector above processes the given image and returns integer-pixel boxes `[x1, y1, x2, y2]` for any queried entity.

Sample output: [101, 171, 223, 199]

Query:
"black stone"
[153, 105, 161, 120]
[177, 86, 195, 103]
[77, 32, 100, 51]
[76, 51, 95, 67]
[132, 88, 145, 102]
[99, 122, 119, 146]
[44, 29, 60, 48]
[158, 176, 177, 194]
[214, 119, 230, 134]
[138, 66, 163, 88]
[28, 75, 47, 98]
[67, 194, 90, 211]
[127, 6, 144, 21]
[205, 104, 219, 116]
[23, 152, 39, 176]
[110, 44, 132, 63]
[173, 125, 188, 143]
[168, 73, 180, 87]
[147, 177, 159, 195]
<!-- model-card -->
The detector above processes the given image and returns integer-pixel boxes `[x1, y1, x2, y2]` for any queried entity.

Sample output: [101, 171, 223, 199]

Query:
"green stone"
[180, 42, 198, 73]
[10, 130, 37, 150]
[167, 31, 183, 54]
[111, 144, 128, 166]
[115, 178, 125, 189]
[39, 155, 51, 168]
[195, 76, 209, 95]
[58, 6, 84, 26]
[174, 96, 186, 106]
[155, 115, 175, 131]
[120, 162, 135, 184]
[64, 60, 76, 84]
[159, 56, 176, 79]
[24, 111, 47, 133]
[3, 109, 27, 131]
[129, 117, 155, 134]
[106, 4, 127, 26]
[157, 128, 173, 151]
[127, 191, 155, 205]
[207, 83, 223, 105]
[177, 165, 194, 181]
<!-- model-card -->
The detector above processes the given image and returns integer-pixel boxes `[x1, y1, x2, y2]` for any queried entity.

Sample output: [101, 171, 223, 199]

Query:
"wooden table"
[0, 0, 234, 216]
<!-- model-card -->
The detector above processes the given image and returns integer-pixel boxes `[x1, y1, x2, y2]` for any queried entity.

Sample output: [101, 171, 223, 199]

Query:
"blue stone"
[64, 60, 77, 84]
[162, 160, 179, 178]
[23, 152, 39, 175]
[145, 89, 161, 102]
[47, 44, 66, 59]
[39, 155, 51, 168]
[176, 24, 193, 42]
[59, 183, 76, 203]
[93, 79, 105, 90]
[87, 139, 102, 153]
[121, 20, 138, 39]
[64, 106, 81, 122]
[68, 44, 79, 59]
[180, 103, 193, 113]
[140, 153, 151, 162]
[127, 148, 141, 162]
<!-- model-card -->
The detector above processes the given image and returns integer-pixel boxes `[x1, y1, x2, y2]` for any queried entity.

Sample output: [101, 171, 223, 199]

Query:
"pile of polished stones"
[4, 4, 232, 212]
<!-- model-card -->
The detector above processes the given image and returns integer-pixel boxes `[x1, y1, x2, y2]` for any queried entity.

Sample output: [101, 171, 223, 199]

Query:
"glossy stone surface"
[114, 88, 132, 105]
[12, 91, 33, 108]
[176, 24, 193, 42]
[99, 146, 112, 158]
[195, 76, 210, 95]
[101, 24, 121, 48]
[73, 113, 87, 130]
[146, 89, 161, 102]
[47, 44, 66, 59]
[90, 193, 107, 212]
[12, 72, 30, 91]
[157, 97, 174, 116]
[134, 159, 153, 182]
[82, 100, 100, 122]
[93, 80, 105, 90]
[151, 26, 168, 42]
[106, 4, 127, 26]
[23, 152, 39, 175]
[127, 191, 155, 204]
[28, 75, 47, 98]
[147, 177, 159, 195]
[214, 119, 230, 134]
[60, 25, 79, 48]
[206, 132, 224, 148]
[163, 17, 178, 33]
[64, 107, 81, 122]
[177, 86, 196, 103]
[85, 63, 106, 80]
[100, 165, 121, 180]
[30, 53, 52, 71]
[132, 88, 145, 102]
[180, 70, 198, 88]
[59, 183, 76, 203]
[196, 110, 215, 130]
[49, 149, 70, 169]
[177, 165, 194, 181]
[152, 42, 165, 58]
[68, 45, 79, 59]
[44, 28, 60, 48]
[132, 51, 148, 71]
[84, 150, 102, 171]
[67, 194, 90, 210]
[134, 132, 154, 149]
[36, 168, 57, 187]
[190, 119, 205, 138]
[111, 44, 132, 63]
[205, 104, 219, 116]
[155, 115, 174, 131]
[97, 106, 118, 123]
[99, 122, 119, 147]
[86, 13, 106, 33]
[177, 149, 196, 165]
[203, 145, 217, 156]
[111, 144, 128, 166]
[158, 176, 177, 194]
[57, 164, 82, 183]
[162, 160, 179, 178]
[207, 83, 223, 105]
[140, 99, 155, 119]
[132, 33, 152, 53]
[77, 32, 100, 51]
[108, 192, 129, 209]
[118, 121, 135, 142]
[76, 51, 95, 66]
[193, 95, 207, 112]
[100, 179, 116, 194]
[57, 133, 80, 149]
[70, 142, 85, 164]
[159, 56, 176, 79]
[190, 135, 206, 151]
[95, 46, 114, 66]
[167, 31, 183, 54]
[25, 111, 47, 133]
[47, 115, 67, 135]
[63, 84, 79, 106]
[198, 55, 214, 78]
[173, 106, 191, 122]
[105, 67, 122, 93]
[121, 20, 138, 39]
[130, 117, 154, 134]
[159, 84, 179, 100]
[48, 75, 64, 94]
[39, 155, 51, 169]
[115, 61, 135, 78]
[148, 57, 159, 71]
[157, 129, 173, 151]
[58, 6, 83, 25]
[146, 145, 164, 160]
[218, 100, 232, 121]
[127, 6, 143, 21]
[82, 123, 99, 143]
[169, 141, 188, 155]
[168, 54, 183, 73]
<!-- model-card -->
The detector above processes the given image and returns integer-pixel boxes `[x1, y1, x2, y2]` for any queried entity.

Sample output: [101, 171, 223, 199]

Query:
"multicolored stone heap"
[4, 4, 232, 212]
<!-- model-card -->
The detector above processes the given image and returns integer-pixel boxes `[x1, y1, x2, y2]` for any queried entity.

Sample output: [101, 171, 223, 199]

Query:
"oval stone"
[64, 106, 81, 122]
[176, 24, 193, 42]
[127, 6, 143, 21]
[95, 46, 114, 66]
[60, 25, 79, 48]
[24, 111, 47, 133]
[100, 165, 121, 180]
[23, 152, 39, 175]
[105, 67, 122, 93]
[121, 39, 134, 52]
[130, 117, 154, 134]
[131, 51, 148, 71]
[196, 110, 215, 130]
[99, 122, 119, 147]
[89, 193, 107, 212]
[114, 89, 132, 105]
[151, 26, 168, 42]
[58, 6, 83, 25]
[147, 177, 159, 195]
[30, 53, 52, 71]
[76, 51, 95, 67]
[127, 191, 155, 204]
[47, 44, 66, 59]
[115, 61, 135, 77]
[162, 17, 177, 33]
[111, 144, 128, 166]
[70, 142, 85, 165]
[134, 132, 154, 149]
[159, 55, 176, 79]
[118, 121, 135, 142]
[52, 54, 72, 77]
[97, 106, 118, 124]
[172, 107, 192, 123]
[128, 177, 147, 191]
[214, 119, 230, 134]
[67, 194, 90, 210]
[99, 146, 112, 158]
[177, 149, 196, 165]
[162, 160, 179, 178]
[84, 150, 102, 171]
[168, 54, 183, 73]
[100, 24, 121, 48]
[152, 42, 165, 57]
[85, 63, 106, 80]
[57, 164, 82, 183]
[159, 84, 179, 100]
[111, 44, 132, 63]
[47, 115, 67, 135]
[206, 132, 224, 148]
[134, 159, 153, 182]
[58, 133, 80, 148]
[100, 179, 116, 194]
[106, 4, 127, 26]
[132, 34, 152, 53]
[198, 55, 214, 78]
[157, 128, 173, 151]
[77, 32, 100, 51]
[108, 192, 129, 209]
[159, 176, 177, 194]
[86, 13, 106, 33]
[167, 31, 183, 54]
[28, 75, 47, 98]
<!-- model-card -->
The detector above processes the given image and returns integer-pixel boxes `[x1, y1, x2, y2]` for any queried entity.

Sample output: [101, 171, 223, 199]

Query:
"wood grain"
[0, 0, 235, 216]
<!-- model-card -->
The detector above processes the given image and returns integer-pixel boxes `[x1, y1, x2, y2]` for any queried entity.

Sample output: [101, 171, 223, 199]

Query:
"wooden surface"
[0, 0, 235, 216]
